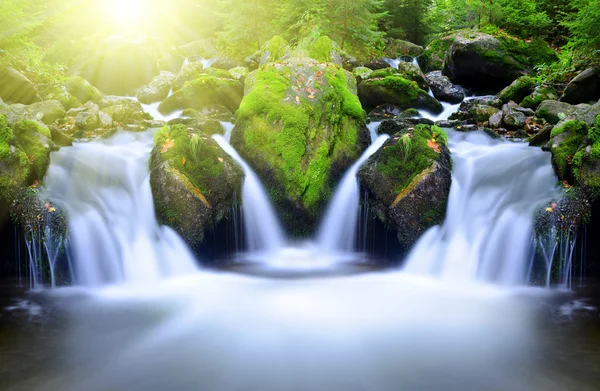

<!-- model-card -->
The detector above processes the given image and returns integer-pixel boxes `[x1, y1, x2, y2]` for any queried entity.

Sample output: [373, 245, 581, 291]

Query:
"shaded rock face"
[231, 59, 369, 235]
[442, 32, 527, 92]
[397, 62, 428, 91]
[359, 123, 451, 250]
[561, 67, 600, 105]
[497, 76, 536, 105]
[0, 68, 41, 105]
[137, 71, 176, 104]
[536, 100, 600, 126]
[27, 100, 66, 125]
[76, 36, 159, 95]
[364, 58, 392, 70]
[358, 69, 443, 114]
[150, 124, 243, 251]
[426, 71, 464, 104]
[384, 39, 424, 58]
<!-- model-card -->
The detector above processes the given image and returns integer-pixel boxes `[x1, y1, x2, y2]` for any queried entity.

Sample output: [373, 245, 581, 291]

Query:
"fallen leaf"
[29, 180, 39, 189]
[427, 139, 440, 153]
[161, 138, 175, 153]
[295, 96, 300, 104]
[546, 207, 554, 213]
[48, 207, 56, 213]
[218, 157, 224, 163]
[182, 157, 186, 165]
[308, 94, 315, 99]
[316, 70, 323, 77]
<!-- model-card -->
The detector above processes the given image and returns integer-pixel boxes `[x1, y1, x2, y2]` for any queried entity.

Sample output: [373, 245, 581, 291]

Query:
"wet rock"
[172, 62, 205, 91]
[560, 67, 600, 104]
[177, 39, 218, 59]
[498, 76, 536, 104]
[536, 100, 600, 126]
[529, 124, 553, 147]
[502, 104, 527, 129]
[258, 36, 290, 66]
[521, 85, 559, 109]
[426, 71, 464, 104]
[66, 76, 103, 105]
[211, 58, 238, 70]
[353, 67, 373, 84]
[470, 105, 501, 123]
[488, 110, 503, 128]
[137, 71, 176, 104]
[49, 125, 72, 147]
[384, 39, 424, 58]
[397, 62, 428, 91]
[364, 58, 391, 71]
[548, 120, 588, 181]
[26, 100, 66, 125]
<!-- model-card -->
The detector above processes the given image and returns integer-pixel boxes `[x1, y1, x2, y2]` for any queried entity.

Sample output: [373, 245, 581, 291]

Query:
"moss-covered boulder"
[442, 30, 557, 92]
[359, 124, 452, 249]
[172, 62, 205, 91]
[560, 67, 600, 105]
[418, 36, 455, 73]
[0, 67, 41, 105]
[231, 59, 369, 234]
[11, 119, 53, 183]
[358, 70, 443, 113]
[178, 39, 218, 59]
[67, 102, 112, 133]
[137, 71, 176, 104]
[549, 120, 588, 181]
[258, 36, 291, 67]
[397, 62, 428, 91]
[159, 75, 243, 115]
[66, 76, 103, 105]
[26, 100, 66, 125]
[149, 124, 243, 250]
[520, 85, 559, 109]
[42, 85, 82, 110]
[536, 100, 600, 126]
[352, 67, 373, 84]
[100, 98, 148, 124]
[571, 115, 600, 198]
[498, 76, 537, 104]
[0, 116, 30, 216]
[384, 39, 424, 58]
[229, 67, 250, 83]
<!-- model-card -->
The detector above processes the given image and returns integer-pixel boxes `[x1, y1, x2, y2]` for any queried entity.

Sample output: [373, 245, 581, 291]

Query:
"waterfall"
[317, 134, 390, 253]
[212, 133, 286, 254]
[403, 129, 561, 285]
[367, 121, 381, 144]
[41, 131, 197, 286]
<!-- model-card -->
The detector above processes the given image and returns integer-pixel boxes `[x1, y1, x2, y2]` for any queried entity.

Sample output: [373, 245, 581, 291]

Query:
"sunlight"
[104, 0, 147, 30]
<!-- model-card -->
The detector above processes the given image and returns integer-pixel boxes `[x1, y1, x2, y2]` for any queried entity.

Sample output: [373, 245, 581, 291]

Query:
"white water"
[367, 121, 381, 143]
[384, 56, 419, 69]
[317, 134, 390, 253]
[212, 134, 286, 254]
[404, 130, 561, 285]
[41, 131, 197, 286]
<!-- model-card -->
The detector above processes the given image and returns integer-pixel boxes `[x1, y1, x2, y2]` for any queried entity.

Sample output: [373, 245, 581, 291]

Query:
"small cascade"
[317, 134, 390, 253]
[383, 56, 418, 69]
[212, 132, 286, 254]
[403, 130, 561, 285]
[367, 121, 381, 143]
[533, 222, 583, 288]
[41, 131, 197, 286]
[140, 102, 182, 123]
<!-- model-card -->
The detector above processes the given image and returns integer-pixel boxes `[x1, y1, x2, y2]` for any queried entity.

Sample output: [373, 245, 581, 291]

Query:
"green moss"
[12, 120, 51, 180]
[588, 125, 600, 144]
[377, 124, 447, 194]
[160, 75, 243, 114]
[352, 67, 372, 80]
[154, 124, 228, 197]
[0, 115, 13, 160]
[368, 68, 399, 79]
[309, 36, 335, 62]
[202, 68, 234, 79]
[551, 128, 585, 180]
[550, 120, 587, 137]
[595, 114, 600, 131]
[66, 76, 102, 104]
[498, 76, 536, 103]
[369, 76, 420, 100]
[520, 86, 557, 109]
[236, 62, 364, 214]
[573, 140, 600, 197]
[265, 36, 288, 63]
[400, 108, 420, 118]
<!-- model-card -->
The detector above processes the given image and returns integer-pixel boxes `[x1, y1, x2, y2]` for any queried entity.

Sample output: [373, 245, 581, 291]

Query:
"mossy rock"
[419, 35, 455, 73]
[352, 66, 373, 83]
[12, 119, 53, 183]
[26, 100, 66, 125]
[520, 86, 559, 109]
[358, 124, 452, 249]
[549, 120, 588, 181]
[66, 76, 103, 105]
[159, 76, 243, 115]
[137, 71, 175, 104]
[397, 62, 428, 91]
[259, 36, 290, 66]
[229, 67, 249, 82]
[384, 39, 424, 58]
[308, 36, 345, 66]
[358, 74, 442, 113]
[0, 115, 30, 216]
[149, 124, 243, 250]
[498, 76, 536, 104]
[42, 85, 82, 110]
[470, 105, 501, 123]
[231, 59, 369, 235]
[102, 99, 148, 124]
[0, 67, 41, 105]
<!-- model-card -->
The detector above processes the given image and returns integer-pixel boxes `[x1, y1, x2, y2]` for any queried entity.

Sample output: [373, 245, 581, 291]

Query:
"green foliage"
[384, 0, 433, 44]
[399, 133, 412, 162]
[550, 120, 587, 137]
[308, 36, 335, 62]
[498, 76, 537, 104]
[562, 0, 600, 66]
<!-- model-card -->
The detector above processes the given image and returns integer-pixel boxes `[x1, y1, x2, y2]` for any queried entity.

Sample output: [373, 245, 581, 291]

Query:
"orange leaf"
[160, 139, 175, 153]
[316, 70, 323, 77]
[182, 157, 186, 165]
[308, 94, 315, 99]
[427, 139, 440, 153]
[295, 96, 300, 104]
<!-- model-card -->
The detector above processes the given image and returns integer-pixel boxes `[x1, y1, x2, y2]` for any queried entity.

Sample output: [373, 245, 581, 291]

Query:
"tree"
[218, 0, 276, 55]
[384, 0, 433, 45]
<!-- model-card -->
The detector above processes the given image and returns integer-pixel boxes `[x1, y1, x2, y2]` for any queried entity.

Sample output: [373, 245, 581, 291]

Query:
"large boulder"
[548, 120, 588, 182]
[26, 100, 66, 125]
[0, 115, 30, 219]
[150, 124, 242, 250]
[358, 68, 443, 113]
[12, 119, 53, 182]
[498, 76, 536, 104]
[137, 71, 176, 104]
[536, 100, 600, 126]
[178, 39, 219, 59]
[67, 102, 112, 133]
[0, 68, 41, 105]
[66, 76, 103, 105]
[172, 62, 204, 91]
[572, 115, 600, 198]
[520, 85, 559, 109]
[560, 67, 600, 105]
[397, 62, 428, 91]
[442, 31, 556, 92]
[384, 39, 424, 58]
[258, 36, 291, 67]
[42, 85, 82, 110]
[158, 74, 243, 115]
[426, 71, 464, 103]
[76, 36, 159, 95]
[359, 123, 452, 249]
[231, 59, 369, 234]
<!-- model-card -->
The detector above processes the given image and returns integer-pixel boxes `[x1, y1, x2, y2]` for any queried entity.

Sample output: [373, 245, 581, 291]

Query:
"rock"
[358, 71, 443, 114]
[483, 127, 501, 139]
[419, 35, 455, 73]
[502, 104, 527, 129]
[561, 67, 600, 104]
[150, 124, 242, 250]
[231, 59, 369, 234]
[359, 124, 452, 250]
[259, 36, 290, 66]
[137, 71, 176, 104]
[548, 120, 588, 181]
[308, 36, 342, 65]
[384, 39, 424, 58]
[172, 62, 205, 91]
[12, 119, 53, 182]
[364, 58, 392, 70]
[353, 66, 373, 84]
[488, 110, 503, 128]
[426, 71, 464, 104]
[66, 76, 103, 105]
[535, 100, 600, 126]
[341, 53, 359, 71]
[514, 106, 535, 117]
[0, 68, 41, 105]
[397, 62, 428, 91]
[42, 85, 81, 110]
[513, 129, 529, 138]
[367, 104, 403, 121]
[178, 39, 218, 59]
[436, 119, 464, 128]
[521, 85, 559, 109]
[0, 115, 30, 208]
[26, 100, 66, 125]
[229, 67, 249, 83]
[470, 105, 501, 123]
[529, 124, 553, 147]
[76, 35, 159, 95]
[498, 76, 536, 104]
[102, 99, 147, 124]
[49, 125, 72, 147]
[211, 58, 238, 70]
[69, 102, 103, 132]
[159, 74, 243, 115]
[442, 31, 556, 92]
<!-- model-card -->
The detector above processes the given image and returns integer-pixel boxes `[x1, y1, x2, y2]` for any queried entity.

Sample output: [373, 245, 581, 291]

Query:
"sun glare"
[106, 0, 145, 27]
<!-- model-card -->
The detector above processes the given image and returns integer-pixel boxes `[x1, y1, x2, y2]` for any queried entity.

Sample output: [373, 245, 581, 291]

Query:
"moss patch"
[498, 76, 536, 104]
[12, 120, 52, 181]
[309, 36, 335, 63]
[159, 76, 243, 114]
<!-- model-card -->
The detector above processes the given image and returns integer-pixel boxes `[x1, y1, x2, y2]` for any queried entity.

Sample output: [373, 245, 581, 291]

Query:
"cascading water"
[212, 130, 286, 255]
[41, 131, 197, 286]
[317, 133, 390, 253]
[403, 129, 561, 285]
